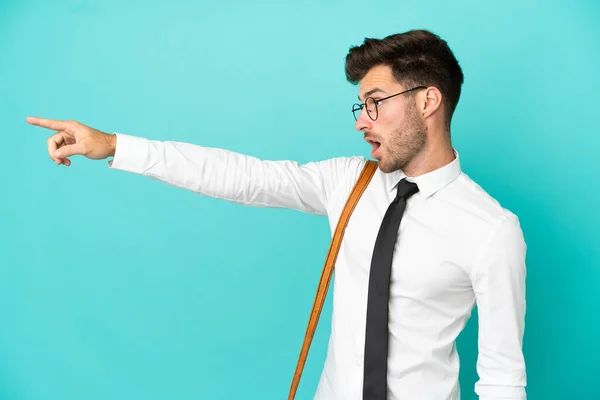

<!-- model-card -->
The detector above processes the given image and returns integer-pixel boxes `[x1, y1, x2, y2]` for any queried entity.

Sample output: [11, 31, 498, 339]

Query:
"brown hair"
[345, 29, 464, 125]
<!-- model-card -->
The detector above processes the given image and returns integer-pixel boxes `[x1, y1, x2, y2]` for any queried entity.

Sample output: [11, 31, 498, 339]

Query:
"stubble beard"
[378, 103, 427, 174]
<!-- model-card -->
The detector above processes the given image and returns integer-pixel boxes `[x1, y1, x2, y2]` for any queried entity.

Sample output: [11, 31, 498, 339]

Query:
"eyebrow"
[358, 88, 387, 102]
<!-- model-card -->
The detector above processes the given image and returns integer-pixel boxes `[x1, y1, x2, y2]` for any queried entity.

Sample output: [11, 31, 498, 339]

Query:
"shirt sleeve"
[471, 213, 528, 400]
[107, 132, 365, 216]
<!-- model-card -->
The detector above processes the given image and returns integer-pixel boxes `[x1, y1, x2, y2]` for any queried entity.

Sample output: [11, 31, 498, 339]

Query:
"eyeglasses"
[352, 86, 427, 121]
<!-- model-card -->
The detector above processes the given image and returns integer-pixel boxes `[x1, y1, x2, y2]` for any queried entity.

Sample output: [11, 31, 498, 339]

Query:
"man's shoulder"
[313, 155, 369, 182]
[318, 155, 368, 169]
[450, 172, 520, 228]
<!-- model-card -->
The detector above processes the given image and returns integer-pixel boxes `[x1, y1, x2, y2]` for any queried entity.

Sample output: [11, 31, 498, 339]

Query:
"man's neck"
[403, 136, 455, 177]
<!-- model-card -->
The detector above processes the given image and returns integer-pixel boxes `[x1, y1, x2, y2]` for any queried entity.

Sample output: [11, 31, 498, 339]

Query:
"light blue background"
[1, 0, 599, 399]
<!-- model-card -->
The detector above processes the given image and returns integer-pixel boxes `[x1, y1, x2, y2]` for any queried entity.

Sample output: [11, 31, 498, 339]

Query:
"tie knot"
[395, 178, 419, 200]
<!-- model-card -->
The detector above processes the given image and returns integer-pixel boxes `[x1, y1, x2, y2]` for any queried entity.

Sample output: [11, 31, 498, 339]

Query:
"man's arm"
[108, 132, 365, 215]
[26, 117, 365, 216]
[471, 213, 528, 400]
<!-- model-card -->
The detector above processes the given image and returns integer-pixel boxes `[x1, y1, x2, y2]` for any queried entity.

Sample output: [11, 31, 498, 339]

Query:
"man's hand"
[26, 117, 116, 166]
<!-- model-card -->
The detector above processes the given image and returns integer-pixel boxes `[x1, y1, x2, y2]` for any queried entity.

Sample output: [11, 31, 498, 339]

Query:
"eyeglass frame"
[352, 86, 428, 121]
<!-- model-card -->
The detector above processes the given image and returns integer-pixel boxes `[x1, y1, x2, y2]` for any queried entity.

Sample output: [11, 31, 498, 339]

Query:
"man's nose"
[355, 108, 373, 132]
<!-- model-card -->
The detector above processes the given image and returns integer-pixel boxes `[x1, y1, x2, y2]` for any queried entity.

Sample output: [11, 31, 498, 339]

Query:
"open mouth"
[366, 139, 381, 156]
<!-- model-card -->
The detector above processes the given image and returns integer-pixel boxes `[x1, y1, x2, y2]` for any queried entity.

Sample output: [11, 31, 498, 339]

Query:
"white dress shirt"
[108, 133, 527, 400]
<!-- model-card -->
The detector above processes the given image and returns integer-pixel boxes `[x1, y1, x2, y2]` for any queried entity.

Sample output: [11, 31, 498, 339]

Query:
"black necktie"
[363, 178, 419, 400]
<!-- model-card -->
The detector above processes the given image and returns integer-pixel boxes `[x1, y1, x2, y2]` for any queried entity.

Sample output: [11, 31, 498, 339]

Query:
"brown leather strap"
[288, 160, 378, 400]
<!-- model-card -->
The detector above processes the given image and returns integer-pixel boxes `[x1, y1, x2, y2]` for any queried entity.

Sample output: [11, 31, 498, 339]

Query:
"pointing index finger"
[26, 116, 71, 132]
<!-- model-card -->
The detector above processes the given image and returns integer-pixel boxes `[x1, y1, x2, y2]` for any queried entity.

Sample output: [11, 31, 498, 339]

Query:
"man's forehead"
[358, 66, 401, 100]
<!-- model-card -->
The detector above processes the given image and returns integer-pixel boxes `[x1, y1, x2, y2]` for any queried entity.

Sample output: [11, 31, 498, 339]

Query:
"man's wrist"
[108, 133, 117, 158]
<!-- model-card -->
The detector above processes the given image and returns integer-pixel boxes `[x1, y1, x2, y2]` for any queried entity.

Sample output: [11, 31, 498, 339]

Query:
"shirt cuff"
[477, 385, 526, 400]
[480, 397, 526, 400]
[107, 133, 151, 174]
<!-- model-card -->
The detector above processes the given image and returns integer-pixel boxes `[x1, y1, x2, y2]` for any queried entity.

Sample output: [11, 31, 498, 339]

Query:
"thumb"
[55, 143, 83, 158]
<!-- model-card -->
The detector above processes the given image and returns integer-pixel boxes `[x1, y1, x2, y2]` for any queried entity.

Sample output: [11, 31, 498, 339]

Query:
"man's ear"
[420, 87, 443, 119]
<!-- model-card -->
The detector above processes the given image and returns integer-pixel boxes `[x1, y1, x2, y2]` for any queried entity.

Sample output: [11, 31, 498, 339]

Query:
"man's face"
[355, 65, 427, 173]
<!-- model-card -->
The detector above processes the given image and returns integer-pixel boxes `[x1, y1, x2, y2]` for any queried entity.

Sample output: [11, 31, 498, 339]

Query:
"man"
[27, 29, 527, 399]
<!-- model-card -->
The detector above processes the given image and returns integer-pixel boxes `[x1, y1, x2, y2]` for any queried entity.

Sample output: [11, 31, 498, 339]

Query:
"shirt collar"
[384, 149, 462, 199]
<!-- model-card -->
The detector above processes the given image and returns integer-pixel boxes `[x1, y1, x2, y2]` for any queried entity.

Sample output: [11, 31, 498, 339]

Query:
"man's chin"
[377, 155, 406, 174]
[376, 158, 394, 174]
